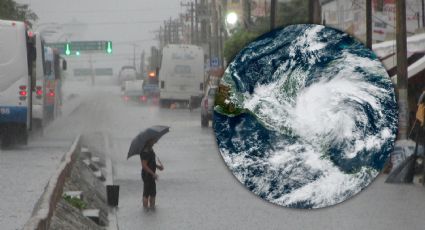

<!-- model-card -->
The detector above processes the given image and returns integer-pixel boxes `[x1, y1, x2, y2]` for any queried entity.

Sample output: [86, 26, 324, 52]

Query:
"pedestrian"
[140, 138, 164, 211]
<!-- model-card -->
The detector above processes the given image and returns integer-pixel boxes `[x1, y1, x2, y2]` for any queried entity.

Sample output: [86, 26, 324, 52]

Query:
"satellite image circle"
[213, 24, 398, 209]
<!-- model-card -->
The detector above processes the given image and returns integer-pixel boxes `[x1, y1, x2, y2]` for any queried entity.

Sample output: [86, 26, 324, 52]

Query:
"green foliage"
[223, 0, 309, 63]
[224, 29, 259, 63]
[0, 0, 38, 26]
[63, 194, 87, 210]
[276, 0, 309, 27]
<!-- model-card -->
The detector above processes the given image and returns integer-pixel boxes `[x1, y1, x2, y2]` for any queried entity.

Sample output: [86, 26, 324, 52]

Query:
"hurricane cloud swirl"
[214, 24, 398, 209]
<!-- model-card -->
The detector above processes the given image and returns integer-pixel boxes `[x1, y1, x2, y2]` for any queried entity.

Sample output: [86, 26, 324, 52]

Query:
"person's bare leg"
[149, 196, 156, 209]
[143, 196, 149, 209]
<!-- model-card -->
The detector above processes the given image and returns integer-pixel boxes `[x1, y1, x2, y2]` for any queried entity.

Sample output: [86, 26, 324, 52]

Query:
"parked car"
[201, 85, 217, 127]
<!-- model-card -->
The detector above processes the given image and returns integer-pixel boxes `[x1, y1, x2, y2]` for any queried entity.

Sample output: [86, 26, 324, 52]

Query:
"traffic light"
[65, 43, 71, 56]
[75, 51, 81, 56]
[106, 41, 112, 54]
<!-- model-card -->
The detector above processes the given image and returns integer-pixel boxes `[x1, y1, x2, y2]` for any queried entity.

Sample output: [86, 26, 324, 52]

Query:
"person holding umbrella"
[140, 138, 164, 210]
[127, 125, 169, 211]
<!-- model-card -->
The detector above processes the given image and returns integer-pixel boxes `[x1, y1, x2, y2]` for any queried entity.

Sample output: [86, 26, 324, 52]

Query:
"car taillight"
[48, 90, 55, 97]
[18, 85, 27, 100]
[124, 96, 129, 101]
[140, 96, 147, 102]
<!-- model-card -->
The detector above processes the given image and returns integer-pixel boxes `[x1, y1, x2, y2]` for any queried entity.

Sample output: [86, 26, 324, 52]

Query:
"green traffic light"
[106, 41, 112, 54]
[65, 43, 71, 56]
[76, 51, 80, 56]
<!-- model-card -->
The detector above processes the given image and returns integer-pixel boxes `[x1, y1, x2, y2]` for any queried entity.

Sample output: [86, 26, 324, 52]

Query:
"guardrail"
[23, 135, 81, 230]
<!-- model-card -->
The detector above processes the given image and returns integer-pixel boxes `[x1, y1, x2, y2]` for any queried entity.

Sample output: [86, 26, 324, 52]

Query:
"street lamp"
[226, 12, 238, 26]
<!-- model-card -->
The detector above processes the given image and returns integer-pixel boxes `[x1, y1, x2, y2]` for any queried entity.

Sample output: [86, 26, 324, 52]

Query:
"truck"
[0, 20, 36, 147]
[158, 44, 204, 108]
[118, 66, 137, 90]
[142, 70, 160, 103]
[43, 47, 65, 121]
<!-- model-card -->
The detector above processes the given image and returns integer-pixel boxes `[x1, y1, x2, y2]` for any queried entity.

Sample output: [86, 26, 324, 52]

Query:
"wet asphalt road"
[2, 77, 425, 230]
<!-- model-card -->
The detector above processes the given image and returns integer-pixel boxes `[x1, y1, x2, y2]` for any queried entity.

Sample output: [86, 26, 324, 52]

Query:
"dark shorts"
[142, 172, 156, 197]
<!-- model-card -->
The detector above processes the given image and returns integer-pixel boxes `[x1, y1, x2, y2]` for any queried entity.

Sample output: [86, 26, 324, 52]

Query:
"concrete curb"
[103, 133, 120, 230]
[23, 135, 81, 230]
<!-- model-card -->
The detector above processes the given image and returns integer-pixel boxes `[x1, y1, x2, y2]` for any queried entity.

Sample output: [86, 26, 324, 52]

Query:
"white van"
[159, 44, 204, 107]
[0, 20, 36, 147]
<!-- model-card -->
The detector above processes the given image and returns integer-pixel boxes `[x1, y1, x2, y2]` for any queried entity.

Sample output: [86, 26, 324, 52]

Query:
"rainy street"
[2, 0, 425, 229]
[5, 77, 424, 230]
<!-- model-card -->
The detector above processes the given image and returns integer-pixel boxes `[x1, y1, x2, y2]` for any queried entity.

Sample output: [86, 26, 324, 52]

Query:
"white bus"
[32, 32, 47, 131]
[43, 47, 64, 122]
[0, 20, 36, 147]
[159, 44, 204, 107]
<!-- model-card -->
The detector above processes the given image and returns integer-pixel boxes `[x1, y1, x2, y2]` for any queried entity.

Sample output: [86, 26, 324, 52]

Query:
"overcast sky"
[16, 0, 184, 71]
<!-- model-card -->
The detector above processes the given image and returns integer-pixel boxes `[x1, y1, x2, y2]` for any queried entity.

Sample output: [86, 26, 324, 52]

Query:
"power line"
[37, 7, 180, 14]
[114, 39, 155, 45]
[60, 20, 163, 26]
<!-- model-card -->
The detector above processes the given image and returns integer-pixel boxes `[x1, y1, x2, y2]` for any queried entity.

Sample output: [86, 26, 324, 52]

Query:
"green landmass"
[214, 84, 245, 116]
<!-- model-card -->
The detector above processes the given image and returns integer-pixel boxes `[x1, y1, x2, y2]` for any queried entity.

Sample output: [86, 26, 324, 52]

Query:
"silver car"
[201, 85, 217, 127]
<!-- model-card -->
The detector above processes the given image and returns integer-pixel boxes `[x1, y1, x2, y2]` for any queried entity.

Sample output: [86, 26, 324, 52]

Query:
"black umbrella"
[127, 125, 170, 159]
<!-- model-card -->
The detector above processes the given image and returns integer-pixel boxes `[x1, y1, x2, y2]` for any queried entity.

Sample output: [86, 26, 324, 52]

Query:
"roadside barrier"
[23, 135, 81, 230]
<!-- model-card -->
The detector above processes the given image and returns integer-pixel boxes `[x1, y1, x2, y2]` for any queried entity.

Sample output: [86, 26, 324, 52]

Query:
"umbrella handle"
[156, 156, 163, 167]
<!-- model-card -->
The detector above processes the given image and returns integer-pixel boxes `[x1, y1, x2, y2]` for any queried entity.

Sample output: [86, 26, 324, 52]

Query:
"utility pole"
[132, 44, 137, 69]
[172, 21, 177, 44]
[89, 53, 95, 86]
[195, 0, 200, 44]
[243, 0, 251, 29]
[309, 0, 314, 24]
[218, 4, 224, 68]
[422, 0, 425, 28]
[164, 21, 168, 45]
[181, 1, 193, 44]
[159, 26, 164, 49]
[417, 12, 420, 29]
[396, 0, 408, 140]
[366, 0, 372, 49]
[168, 17, 174, 44]
[270, 0, 277, 30]
[191, 2, 194, 44]
[140, 51, 145, 77]
[200, 0, 209, 44]
[212, 0, 219, 65]
[308, 0, 322, 24]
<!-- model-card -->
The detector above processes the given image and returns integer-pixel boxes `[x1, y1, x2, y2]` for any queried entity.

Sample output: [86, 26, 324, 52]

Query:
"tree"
[223, 0, 310, 63]
[224, 28, 258, 63]
[0, 0, 38, 26]
[276, 0, 309, 27]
